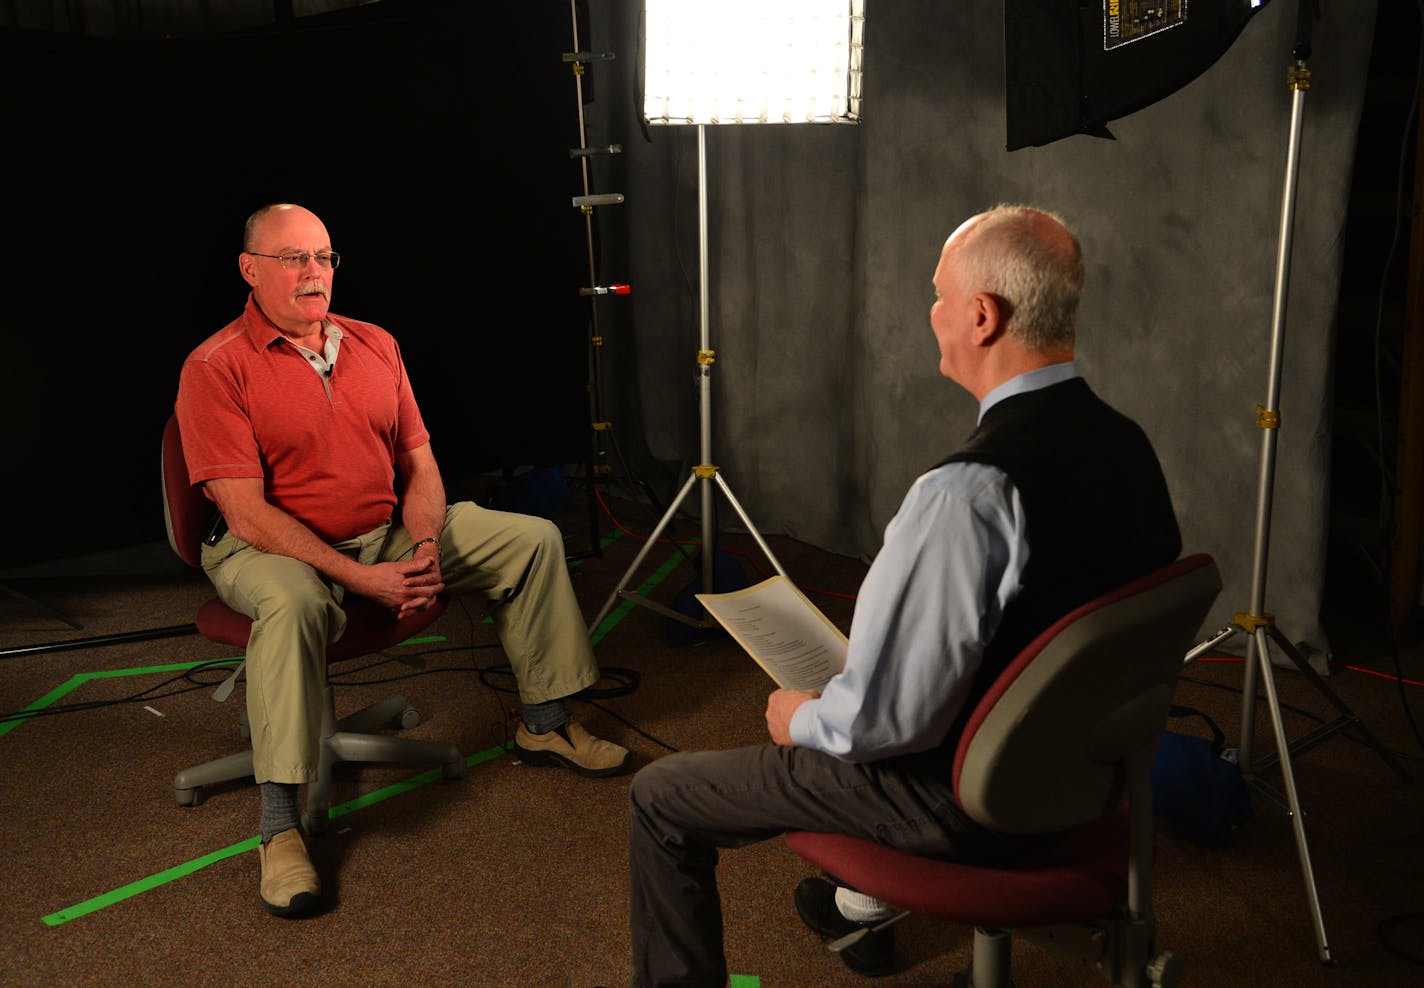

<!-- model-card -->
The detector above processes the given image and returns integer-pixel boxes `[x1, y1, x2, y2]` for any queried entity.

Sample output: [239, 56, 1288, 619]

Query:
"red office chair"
[785, 553, 1222, 988]
[162, 414, 464, 834]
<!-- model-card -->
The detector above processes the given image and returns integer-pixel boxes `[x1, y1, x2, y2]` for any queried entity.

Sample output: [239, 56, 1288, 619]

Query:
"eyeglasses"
[246, 250, 341, 270]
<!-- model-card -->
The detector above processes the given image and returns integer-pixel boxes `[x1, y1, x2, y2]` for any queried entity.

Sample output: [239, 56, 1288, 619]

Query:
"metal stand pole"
[589, 124, 788, 634]
[1183, 4, 1410, 963]
[0, 623, 197, 660]
[564, 0, 668, 561]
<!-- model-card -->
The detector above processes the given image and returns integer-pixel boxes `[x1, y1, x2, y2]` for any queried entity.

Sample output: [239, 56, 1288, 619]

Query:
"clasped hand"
[353, 556, 445, 617]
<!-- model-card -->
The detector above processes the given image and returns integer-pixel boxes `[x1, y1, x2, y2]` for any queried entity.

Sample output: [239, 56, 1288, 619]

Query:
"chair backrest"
[952, 553, 1221, 835]
[161, 413, 210, 568]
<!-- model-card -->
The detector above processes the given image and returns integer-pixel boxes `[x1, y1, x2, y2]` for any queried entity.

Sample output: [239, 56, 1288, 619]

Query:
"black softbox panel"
[1005, 0, 1274, 150]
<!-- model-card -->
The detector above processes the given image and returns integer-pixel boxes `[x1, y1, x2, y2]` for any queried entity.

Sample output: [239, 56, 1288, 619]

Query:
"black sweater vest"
[928, 377, 1183, 768]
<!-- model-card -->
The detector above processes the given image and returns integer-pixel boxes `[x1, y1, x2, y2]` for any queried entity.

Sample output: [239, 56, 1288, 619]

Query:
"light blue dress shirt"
[788, 361, 1080, 762]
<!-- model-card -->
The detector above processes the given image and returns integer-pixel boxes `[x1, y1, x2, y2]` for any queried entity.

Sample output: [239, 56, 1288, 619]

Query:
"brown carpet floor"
[1, 493, 1422, 987]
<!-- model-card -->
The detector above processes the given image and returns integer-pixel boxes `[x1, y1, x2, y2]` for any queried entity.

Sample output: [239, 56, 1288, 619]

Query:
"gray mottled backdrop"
[583, 0, 1379, 668]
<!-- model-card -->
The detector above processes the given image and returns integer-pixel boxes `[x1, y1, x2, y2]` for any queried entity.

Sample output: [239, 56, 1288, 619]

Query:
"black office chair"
[162, 414, 464, 834]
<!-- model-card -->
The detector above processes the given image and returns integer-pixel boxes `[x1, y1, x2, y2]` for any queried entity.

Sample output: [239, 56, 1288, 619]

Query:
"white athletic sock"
[834, 885, 896, 923]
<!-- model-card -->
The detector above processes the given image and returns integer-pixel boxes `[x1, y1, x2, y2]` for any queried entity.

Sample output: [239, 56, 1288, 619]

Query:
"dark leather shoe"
[794, 875, 896, 977]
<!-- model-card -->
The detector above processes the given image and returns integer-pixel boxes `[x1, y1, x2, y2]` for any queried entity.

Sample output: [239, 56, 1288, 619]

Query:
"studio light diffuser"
[1005, 0, 1271, 149]
[643, 0, 863, 125]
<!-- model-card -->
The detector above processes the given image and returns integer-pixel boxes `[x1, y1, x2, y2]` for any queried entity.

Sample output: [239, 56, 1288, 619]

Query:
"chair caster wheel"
[303, 811, 327, 837]
[399, 705, 421, 730]
[443, 758, 465, 779]
[176, 786, 204, 807]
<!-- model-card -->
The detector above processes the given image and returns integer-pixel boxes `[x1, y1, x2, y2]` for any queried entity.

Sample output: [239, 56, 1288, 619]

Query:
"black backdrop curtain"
[1, 0, 589, 569]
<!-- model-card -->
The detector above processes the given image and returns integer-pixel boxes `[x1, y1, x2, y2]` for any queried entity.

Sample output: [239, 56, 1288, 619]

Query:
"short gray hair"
[961, 204, 1084, 351]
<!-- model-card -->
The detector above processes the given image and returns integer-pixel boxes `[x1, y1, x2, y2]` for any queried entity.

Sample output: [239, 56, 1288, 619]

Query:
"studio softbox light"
[1005, 0, 1274, 150]
[642, 0, 864, 125]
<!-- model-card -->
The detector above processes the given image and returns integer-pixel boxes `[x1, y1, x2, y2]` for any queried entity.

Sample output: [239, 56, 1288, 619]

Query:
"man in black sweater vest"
[627, 205, 1182, 985]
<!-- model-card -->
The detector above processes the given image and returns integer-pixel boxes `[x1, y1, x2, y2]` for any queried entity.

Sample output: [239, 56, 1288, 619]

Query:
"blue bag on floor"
[1151, 705, 1252, 846]
[666, 549, 749, 646]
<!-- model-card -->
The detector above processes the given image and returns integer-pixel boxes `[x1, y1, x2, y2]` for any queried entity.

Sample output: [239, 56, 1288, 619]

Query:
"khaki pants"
[201, 501, 598, 783]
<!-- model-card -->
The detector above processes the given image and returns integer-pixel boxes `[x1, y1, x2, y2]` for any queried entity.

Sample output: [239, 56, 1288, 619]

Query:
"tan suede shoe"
[513, 718, 631, 777]
[258, 827, 320, 917]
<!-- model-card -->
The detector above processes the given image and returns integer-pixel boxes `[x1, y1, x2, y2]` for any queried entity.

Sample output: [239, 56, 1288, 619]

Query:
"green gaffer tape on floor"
[327, 741, 512, 820]
[729, 976, 761, 987]
[41, 741, 511, 927]
[590, 546, 697, 646]
[42, 836, 259, 926]
[0, 659, 244, 740]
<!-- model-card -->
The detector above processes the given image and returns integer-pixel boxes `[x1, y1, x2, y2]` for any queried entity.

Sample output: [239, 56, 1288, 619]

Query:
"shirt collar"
[238, 292, 340, 351]
[977, 359, 1080, 424]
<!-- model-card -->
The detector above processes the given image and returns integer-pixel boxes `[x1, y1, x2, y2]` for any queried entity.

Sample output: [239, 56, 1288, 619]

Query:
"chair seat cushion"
[785, 807, 1128, 929]
[195, 597, 256, 648]
[195, 594, 449, 661]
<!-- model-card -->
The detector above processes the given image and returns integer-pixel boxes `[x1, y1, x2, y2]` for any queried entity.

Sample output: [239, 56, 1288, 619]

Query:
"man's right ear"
[238, 253, 259, 287]
[970, 292, 1005, 347]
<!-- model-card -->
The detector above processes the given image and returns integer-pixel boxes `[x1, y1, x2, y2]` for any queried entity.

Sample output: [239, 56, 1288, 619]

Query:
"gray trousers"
[202, 501, 598, 784]
[628, 743, 1022, 988]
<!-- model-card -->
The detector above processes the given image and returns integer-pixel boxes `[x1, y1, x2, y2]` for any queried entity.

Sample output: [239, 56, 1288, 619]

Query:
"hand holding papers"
[696, 576, 847, 692]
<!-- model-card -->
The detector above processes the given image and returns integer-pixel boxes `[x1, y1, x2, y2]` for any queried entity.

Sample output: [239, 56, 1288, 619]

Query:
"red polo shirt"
[175, 294, 430, 543]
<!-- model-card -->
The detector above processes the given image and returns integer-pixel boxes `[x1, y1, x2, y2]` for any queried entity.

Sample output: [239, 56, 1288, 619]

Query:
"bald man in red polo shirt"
[175, 202, 629, 918]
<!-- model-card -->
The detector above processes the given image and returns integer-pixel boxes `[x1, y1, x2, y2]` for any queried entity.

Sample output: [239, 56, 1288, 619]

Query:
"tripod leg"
[1239, 628, 1263, 772]
[1264, 626, 1412, 782]
[712, 473, 789, 580]
[1184, 624, 1239, 666]
[1253, 633, 1334, 965]
[588, 470, 700, 634]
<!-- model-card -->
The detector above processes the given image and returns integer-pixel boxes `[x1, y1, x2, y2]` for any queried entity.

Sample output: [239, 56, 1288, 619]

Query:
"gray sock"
[259, 782, 300, 842]
[521, 700, 569, 736]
